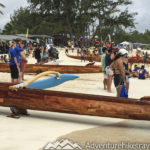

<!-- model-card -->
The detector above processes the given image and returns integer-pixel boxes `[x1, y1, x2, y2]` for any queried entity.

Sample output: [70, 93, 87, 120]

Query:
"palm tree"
[0, 3, 5, 15]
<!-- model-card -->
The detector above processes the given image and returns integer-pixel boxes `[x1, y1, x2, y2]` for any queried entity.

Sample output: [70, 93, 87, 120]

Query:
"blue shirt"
[9, 48, 17, 66]
[15, 45, 22, 64]
[139, 69, 146, 79]
[133, 68, 138, 72]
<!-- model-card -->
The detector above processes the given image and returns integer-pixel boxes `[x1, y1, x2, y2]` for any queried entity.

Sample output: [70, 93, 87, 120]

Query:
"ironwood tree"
[0, 3, 5, 15]
[2, 0, 138, 43]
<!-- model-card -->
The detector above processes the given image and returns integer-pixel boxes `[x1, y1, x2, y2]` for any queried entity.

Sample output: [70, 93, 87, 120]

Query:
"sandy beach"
[0, 48, 150, 150]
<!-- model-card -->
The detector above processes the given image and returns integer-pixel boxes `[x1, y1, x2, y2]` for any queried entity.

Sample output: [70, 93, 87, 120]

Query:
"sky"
[0, 0, 150, 33]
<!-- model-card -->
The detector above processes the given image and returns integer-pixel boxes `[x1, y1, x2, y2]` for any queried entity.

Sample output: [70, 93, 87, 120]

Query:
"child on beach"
[132, 65, 139, 77]
[89, 48, 93, 62]
[138, 65, 149, 79]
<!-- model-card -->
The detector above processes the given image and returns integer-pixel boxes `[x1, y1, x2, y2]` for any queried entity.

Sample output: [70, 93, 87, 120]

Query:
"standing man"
[9, 41, 19, 84]
[8, 41, 21, 118]
[101, 47, 108, 90]
[11, 39, 28, 117]
[34, 44, 41, 64]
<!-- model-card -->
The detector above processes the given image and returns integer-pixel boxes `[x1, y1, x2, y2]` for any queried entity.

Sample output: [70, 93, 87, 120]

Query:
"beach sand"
[0, 48, 150, 150]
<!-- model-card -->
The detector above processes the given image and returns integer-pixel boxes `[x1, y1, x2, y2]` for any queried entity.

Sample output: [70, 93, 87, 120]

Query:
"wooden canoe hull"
[0, 83, 150, 121]
[0, 63, 102, 73]
[67, 54, 150, 64]
[66, 54, 101, 62]
[128, 57, 150, 64]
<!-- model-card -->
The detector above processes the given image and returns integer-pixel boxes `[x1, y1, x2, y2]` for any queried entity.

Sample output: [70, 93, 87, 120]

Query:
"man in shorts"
[9, 41, 28, 118]
[9, 42, 20, 83]
[101, 47, 108, 90]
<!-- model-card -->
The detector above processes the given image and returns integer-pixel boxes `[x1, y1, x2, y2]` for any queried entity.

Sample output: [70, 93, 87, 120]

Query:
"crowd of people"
[0, 41, 9, 54]
[65, 46, 100, 62]
[34, 44, 59, 64]
[64, 41, 150, 98]
[0, 37, 149, 101]
[101, 46, 150, 97]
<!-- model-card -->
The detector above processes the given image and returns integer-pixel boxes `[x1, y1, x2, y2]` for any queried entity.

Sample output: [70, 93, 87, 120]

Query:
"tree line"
[1, 0, 150, 44]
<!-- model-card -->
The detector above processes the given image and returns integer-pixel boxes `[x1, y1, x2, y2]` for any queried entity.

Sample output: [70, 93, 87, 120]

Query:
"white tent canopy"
[0, 35, 34, 42]
[121, 41, 131, 45]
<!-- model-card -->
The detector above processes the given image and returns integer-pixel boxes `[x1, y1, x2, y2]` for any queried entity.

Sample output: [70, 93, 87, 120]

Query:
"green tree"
[3, 0, 137, 42]
[91, 0, 137, 42]
[0, 3, 5, 15]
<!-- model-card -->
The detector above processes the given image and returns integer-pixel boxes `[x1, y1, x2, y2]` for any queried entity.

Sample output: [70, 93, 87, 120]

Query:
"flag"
[26, 28, 28, 39]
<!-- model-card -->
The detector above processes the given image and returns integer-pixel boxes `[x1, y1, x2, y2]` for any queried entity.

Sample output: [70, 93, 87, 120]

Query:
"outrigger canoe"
[0, 63, 102, 73]
[67, 54, 150, 64]
[0, 82, 150, 121]
[128, 56, 150, 64]
[66, 54, 101, 62]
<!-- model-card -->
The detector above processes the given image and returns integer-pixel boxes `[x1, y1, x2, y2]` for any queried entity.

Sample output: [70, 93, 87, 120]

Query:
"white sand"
[0, 48, 150, 150]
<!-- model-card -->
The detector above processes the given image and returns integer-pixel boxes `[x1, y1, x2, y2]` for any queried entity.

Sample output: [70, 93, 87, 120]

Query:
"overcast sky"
[0, 0, 150, 33]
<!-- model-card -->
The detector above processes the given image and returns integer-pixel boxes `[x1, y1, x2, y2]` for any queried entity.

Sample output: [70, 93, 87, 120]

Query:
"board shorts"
[81, 56, 84, 60]
[10, 65, 19, 79]
[114, 74, 123, 88]
[106, 66, 113, 75]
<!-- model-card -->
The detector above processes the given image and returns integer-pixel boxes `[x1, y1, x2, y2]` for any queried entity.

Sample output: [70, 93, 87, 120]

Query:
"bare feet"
[107, 90, 112, 93]
[7, 114, 20, 119]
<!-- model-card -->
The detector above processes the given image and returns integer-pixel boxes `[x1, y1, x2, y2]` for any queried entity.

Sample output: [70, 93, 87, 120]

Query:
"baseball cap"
[119, 49, 128, 55]
[137, 47, 141, 51]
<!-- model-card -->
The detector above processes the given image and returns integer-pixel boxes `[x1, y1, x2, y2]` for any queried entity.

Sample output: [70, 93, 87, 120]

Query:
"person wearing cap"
[136, 47, 143, 61]
[136, 47, 141, 56]
[110, 49, 127, 97]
